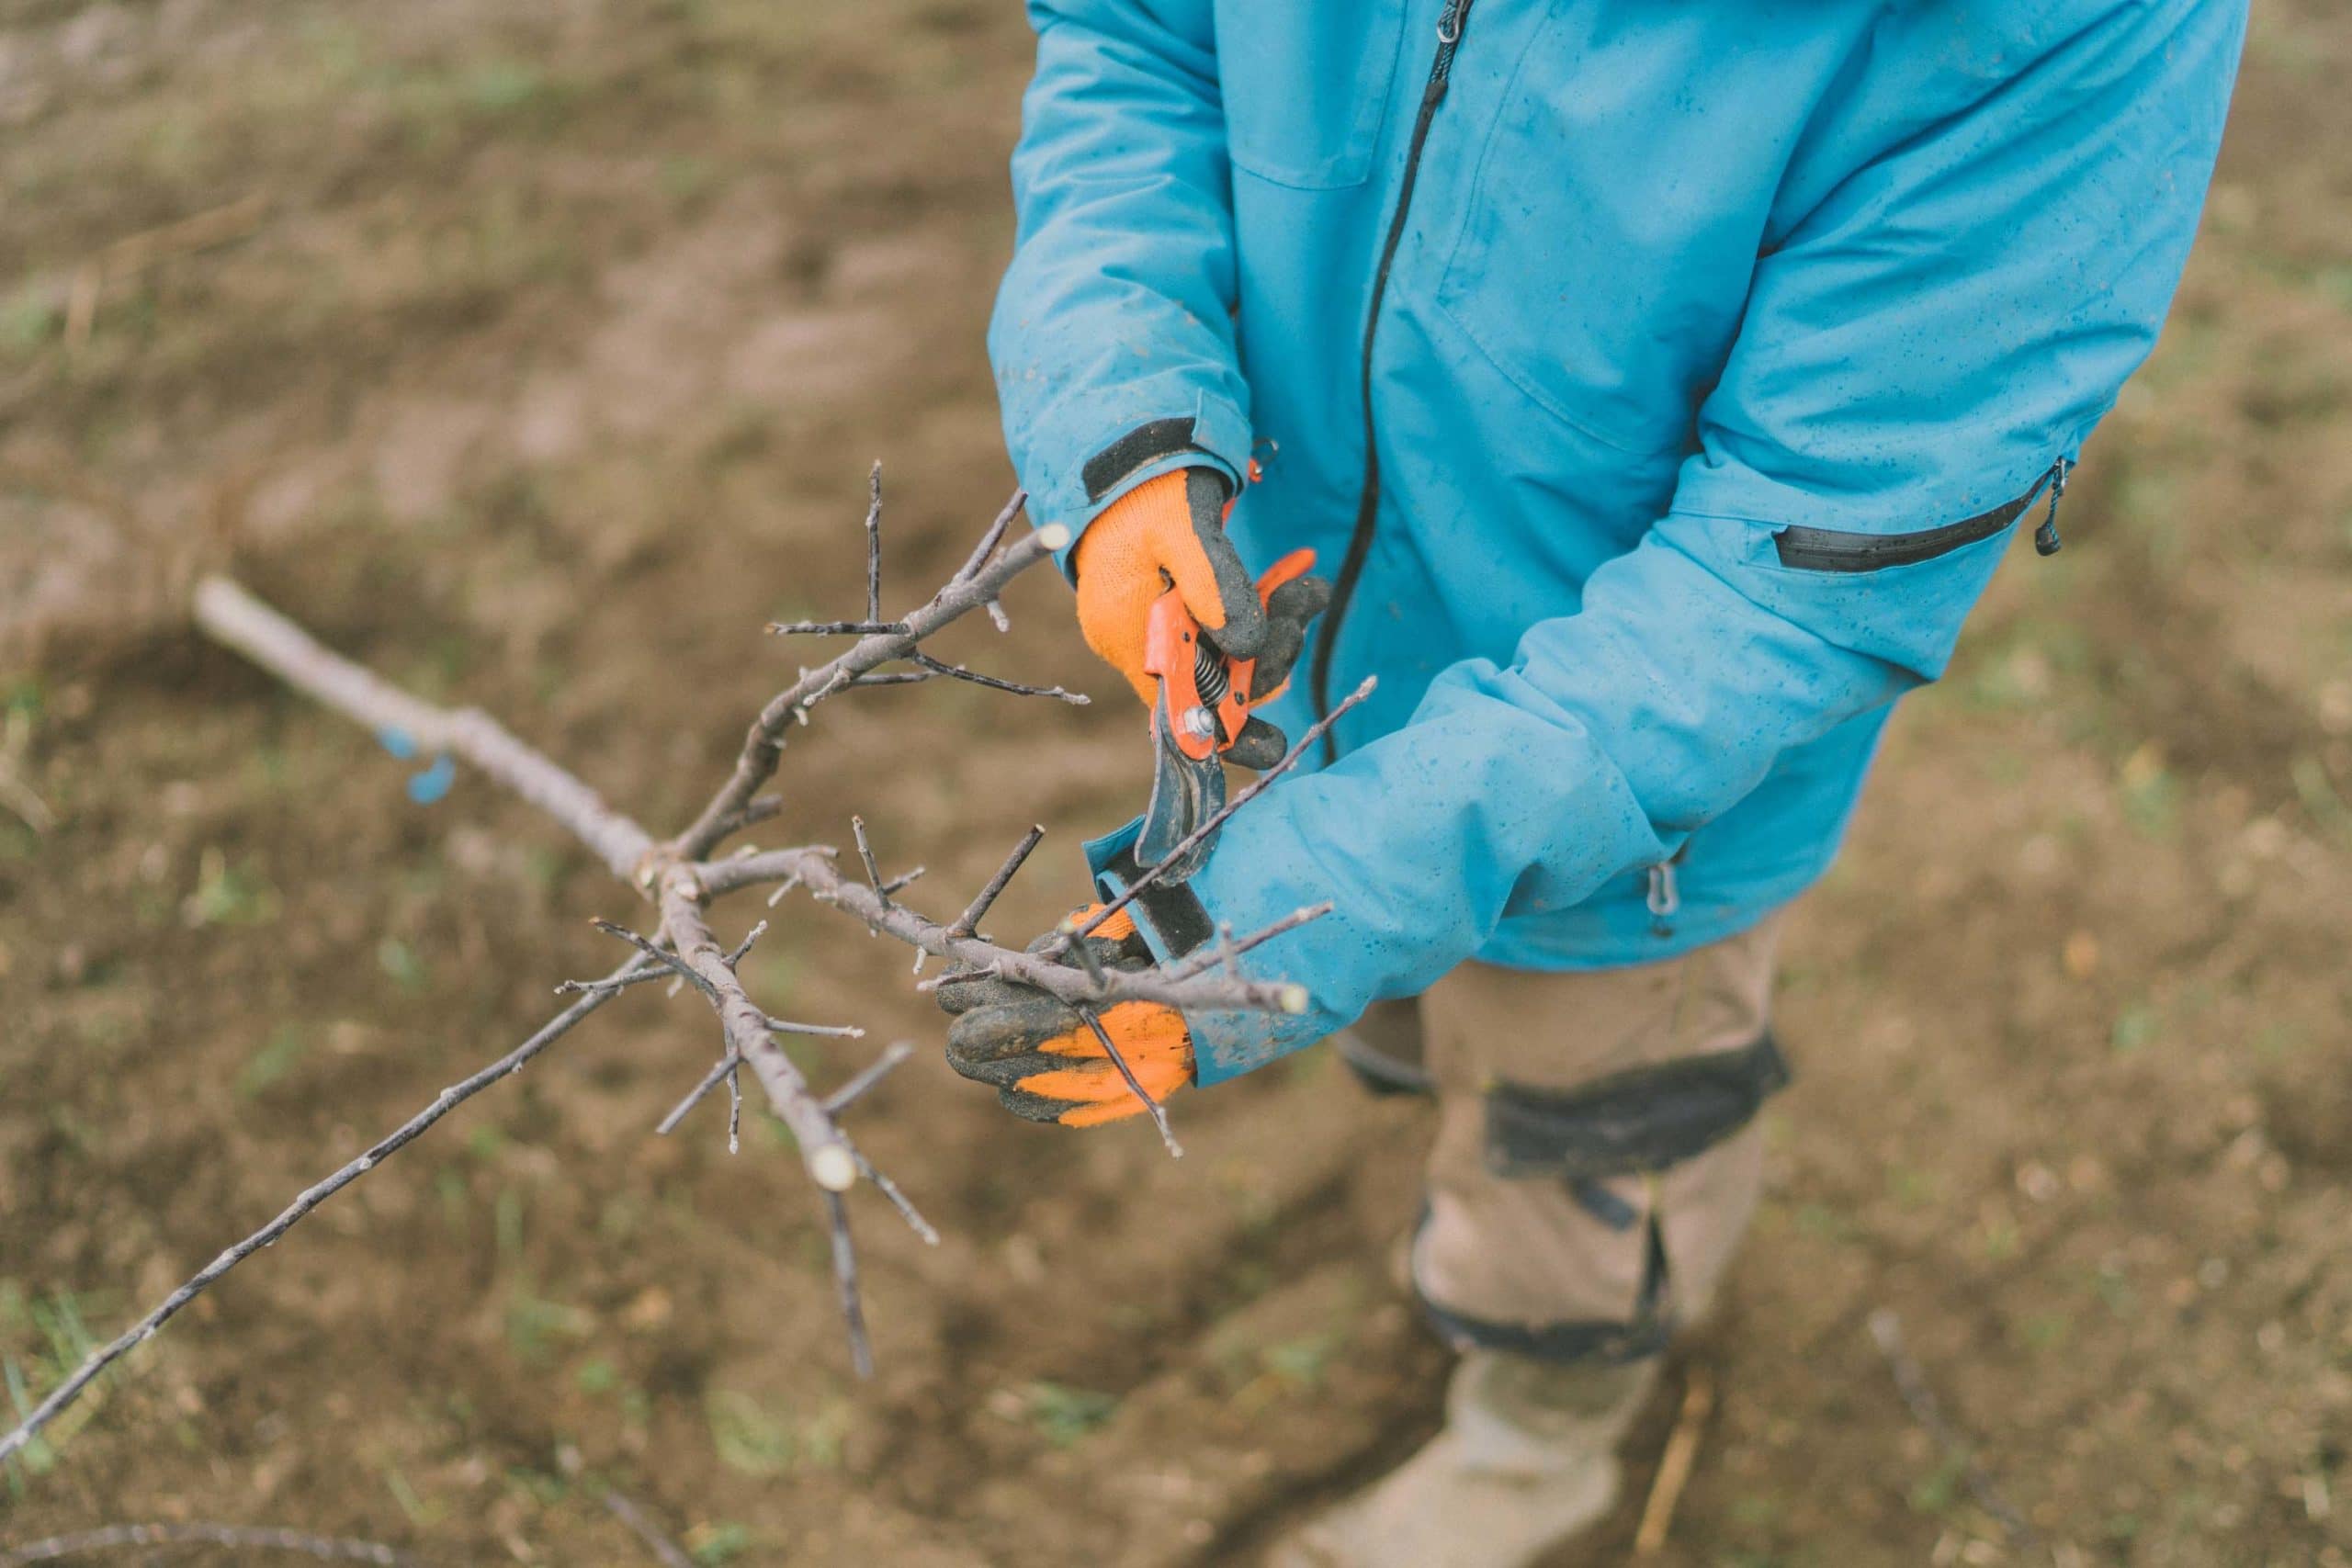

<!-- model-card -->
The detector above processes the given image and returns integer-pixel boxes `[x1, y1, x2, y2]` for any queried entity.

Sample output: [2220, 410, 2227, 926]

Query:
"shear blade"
[1138, 692, 1227, 880]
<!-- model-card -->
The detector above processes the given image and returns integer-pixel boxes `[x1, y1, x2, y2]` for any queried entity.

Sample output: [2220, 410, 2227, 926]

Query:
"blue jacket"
[990, 0, 2245, 1082]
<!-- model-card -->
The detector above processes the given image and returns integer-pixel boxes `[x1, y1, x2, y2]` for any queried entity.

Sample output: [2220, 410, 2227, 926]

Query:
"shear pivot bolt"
[1181, 706, 1216, 740]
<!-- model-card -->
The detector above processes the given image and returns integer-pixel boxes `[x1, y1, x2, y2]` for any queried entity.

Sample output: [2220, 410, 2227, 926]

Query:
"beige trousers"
[1346, 917, 1785, 1361]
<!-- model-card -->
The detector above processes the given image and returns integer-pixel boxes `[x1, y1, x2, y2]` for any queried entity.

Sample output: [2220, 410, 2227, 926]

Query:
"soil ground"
[3, 2, 2349, 1564]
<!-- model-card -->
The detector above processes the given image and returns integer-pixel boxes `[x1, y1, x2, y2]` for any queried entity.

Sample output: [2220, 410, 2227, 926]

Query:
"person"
[939, 4, 2247, 1562]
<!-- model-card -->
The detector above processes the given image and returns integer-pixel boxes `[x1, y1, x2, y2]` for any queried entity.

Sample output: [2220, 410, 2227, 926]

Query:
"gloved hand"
[1073, 466, 1332, 763]
[940, 906, 1195, 1126]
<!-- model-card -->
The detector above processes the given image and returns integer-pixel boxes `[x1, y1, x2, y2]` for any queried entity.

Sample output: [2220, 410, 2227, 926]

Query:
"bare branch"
[910, 652, 1088, 705]
[765, 1018, 866, 1039]
[0, 1522, 417, 1566]
[1080, 1006, 1181, 1158]
[193, 578, 655, 881]
[767, 619, 908, 637]
[657, 874, 854, 1194]
[825, 1191, 873, 1381]
[590, 919, 714, 1000]
[663, 497, 1065, 862]
[821, 1042, 914, 1115]
[950, 825, 1045, 940]
[656, 1050, 741, 1137]
[953, 490, 1025, 585]
[724, 919, 767, 968]
[694, 847, 1307, 1016]
[852, 815, 888, 896]
[864, 460, 885, 624]
[1159, 902, 1336, 982]
[0, 955, 651, 1467]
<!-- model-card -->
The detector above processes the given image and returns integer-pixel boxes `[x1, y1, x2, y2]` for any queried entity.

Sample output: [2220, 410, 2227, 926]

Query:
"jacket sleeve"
[989, 0, 1255, 552]
[1157, 0, 2246, 1083]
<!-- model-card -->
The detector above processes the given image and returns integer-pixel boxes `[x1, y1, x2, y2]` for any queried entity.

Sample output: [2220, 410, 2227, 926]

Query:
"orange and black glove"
[1074, 467, 1332, 766]
[939, 906, 1194, 1127]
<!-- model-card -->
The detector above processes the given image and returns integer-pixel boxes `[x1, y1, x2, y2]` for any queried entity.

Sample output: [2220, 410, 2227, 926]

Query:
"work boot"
[1270, 1350, 1655, 1568]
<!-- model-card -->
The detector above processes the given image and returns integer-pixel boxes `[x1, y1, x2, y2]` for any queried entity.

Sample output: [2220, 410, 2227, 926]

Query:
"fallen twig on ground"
[1633, 1364, 1714, 1556]
[0, 1520, 415, 1566]
[602, 1493, 695, 1568]
[1867, 1308, 2036, 1549]
[5, 470, 1331, 1472]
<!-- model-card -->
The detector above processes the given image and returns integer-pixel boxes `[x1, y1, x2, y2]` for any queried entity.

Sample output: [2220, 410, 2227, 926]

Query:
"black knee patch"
[1483, 1032, 1790, 1182]
[1410, 1208, 1675, 1366]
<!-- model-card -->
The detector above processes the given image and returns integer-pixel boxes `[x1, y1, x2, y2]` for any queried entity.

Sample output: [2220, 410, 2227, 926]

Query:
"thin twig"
[1080, 1006, 1182, 1158]
[765, 1018, 866, 1039]
[0, 956, 650, 1466]
[825, 1192, 873, 1381]
[766, 619, 908, 637]
[1061, 677, 1375, 953]
[602, 1492, 695, 1568]
[822, 1042, 914, 1115]
[1634, 1364, 1714, 1556]
[844, 1138, 938, 1247]
[662, 498, 1065, 862]
[909, 652, 1088, 705]
[1159, 902, 1337, 981]
[1867, 1310, 2036, 1548]
[950, 825, 1045, 940]
[0, 1521, 416, 1567]
[591, 919, 715, 1000]
[952, 491, 1024, 585]
[723, 920, 767, 969]
[694, 847, 1304, 1016]
[554, 965, 671, 998]
[656, 1050, 741, 1136]
[852, 816, 886, 895]
[863, 461, 884, 625]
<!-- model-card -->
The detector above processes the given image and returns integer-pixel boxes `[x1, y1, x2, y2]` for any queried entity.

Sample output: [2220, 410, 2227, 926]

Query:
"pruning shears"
[1136, 547, 1317, 881]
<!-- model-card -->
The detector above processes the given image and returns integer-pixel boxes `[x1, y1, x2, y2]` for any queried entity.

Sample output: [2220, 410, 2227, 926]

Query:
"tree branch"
[0, 955, 651, 1467]
[193, 579, 654, 881]
[663, 495, 1066, 863]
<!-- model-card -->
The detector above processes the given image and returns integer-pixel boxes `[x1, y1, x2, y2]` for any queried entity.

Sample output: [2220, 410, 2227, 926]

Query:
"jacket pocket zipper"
[1772, 458, 2071, 573]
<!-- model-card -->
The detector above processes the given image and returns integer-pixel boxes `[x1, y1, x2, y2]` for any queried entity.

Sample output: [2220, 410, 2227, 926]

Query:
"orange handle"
[1143, 547, 1317, 762]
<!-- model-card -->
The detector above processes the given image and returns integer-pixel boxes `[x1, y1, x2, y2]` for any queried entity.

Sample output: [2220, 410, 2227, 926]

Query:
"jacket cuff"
[1080, 817, 1328, 1086]
[1032, 394, 1252, 578]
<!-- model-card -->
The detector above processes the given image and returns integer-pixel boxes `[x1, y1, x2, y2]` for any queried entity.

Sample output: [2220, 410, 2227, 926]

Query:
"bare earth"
[2, 2, 2348, 1564]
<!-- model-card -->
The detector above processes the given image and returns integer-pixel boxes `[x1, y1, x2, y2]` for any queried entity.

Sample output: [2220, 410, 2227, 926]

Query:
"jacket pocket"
[1214, 0, 1408, 190]
[1430, 16, 1762, 457]
[1771, 459, 2069, 571]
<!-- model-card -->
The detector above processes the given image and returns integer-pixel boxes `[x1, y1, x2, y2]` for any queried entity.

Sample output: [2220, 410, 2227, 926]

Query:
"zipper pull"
[1645, 860, 1680, 938]
[2033, 457, 2071, 557]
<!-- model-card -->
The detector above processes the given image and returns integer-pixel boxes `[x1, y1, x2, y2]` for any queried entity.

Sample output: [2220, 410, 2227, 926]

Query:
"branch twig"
[0, 955, 650, 1466]
[664, 493, 1064, 862]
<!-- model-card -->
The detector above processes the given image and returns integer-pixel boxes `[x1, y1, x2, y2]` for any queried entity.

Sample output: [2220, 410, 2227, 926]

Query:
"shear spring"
[1193, 640, 1229, 707]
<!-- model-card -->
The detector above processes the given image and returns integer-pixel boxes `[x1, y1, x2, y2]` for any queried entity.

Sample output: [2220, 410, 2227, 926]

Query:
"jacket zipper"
[1772, 457, 2072, 573]
[1308, 0, 1480, 759]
